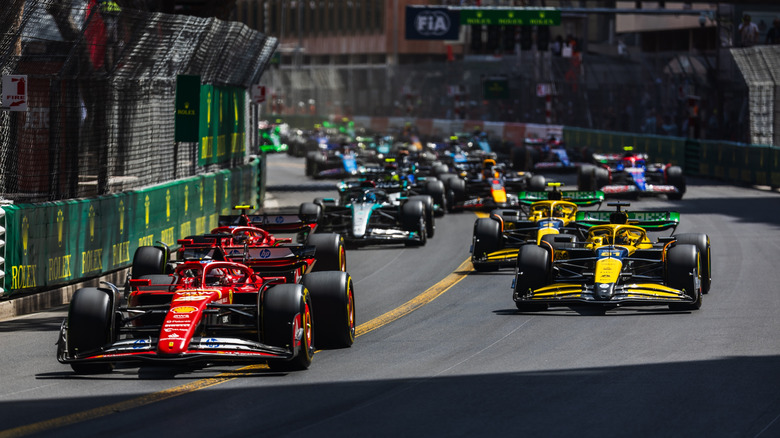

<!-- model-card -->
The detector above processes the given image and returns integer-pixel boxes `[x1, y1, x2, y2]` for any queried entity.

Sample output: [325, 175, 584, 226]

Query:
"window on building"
[289, 1, 297, 36]
[270, 1, 278, 35]
[326, 0, 334, 34]
[305, 0, 314, 37]
[355, 0, 364, 33]
[317, 0, 324, 35]
[374, 0, 383, 33]
[334, 0, 342, 34]
[257, 1, 266, 33]
[346, 1, 354, 33]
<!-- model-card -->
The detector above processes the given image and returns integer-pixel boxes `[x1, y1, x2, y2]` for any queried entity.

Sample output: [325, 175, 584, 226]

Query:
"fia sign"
[2, 75, 28, 111]
[415, 11, 451, 37]
[405, 7, 460, 40]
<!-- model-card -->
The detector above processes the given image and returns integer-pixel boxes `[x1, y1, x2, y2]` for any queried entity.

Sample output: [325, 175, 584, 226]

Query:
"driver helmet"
[615, 228, 634, 245]
[622, 156, 638, 168]
[205, 268, 224, 286]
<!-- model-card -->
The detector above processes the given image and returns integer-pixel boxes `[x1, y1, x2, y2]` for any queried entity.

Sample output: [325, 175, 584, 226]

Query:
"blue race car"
[305, 141, 363, 179]
[578, 147, 686, 200]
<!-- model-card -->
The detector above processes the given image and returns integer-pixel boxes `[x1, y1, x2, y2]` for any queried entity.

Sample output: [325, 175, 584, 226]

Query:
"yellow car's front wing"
[513, 282, 695, 306]
[472, 248, 521, 269]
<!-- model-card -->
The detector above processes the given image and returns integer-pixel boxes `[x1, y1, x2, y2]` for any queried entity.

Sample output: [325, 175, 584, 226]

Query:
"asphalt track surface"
[2, 153, 780, 437]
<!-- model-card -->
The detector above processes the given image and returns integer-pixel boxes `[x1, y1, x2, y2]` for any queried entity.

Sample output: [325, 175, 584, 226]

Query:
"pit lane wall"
[342, 116, 780, 187]
[0, 159, 262, 298]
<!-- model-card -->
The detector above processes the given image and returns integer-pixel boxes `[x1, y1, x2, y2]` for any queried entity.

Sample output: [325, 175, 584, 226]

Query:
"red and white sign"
[536, 83, 552, 97]
[250, 85, 266, 104]
[2, 75, 28, 111]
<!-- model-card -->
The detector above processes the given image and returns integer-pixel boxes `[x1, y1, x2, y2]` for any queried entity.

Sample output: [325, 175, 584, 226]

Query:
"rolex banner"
[199, 84, 245, 166]
[1, 161, 260, 296]
[175, 75, 201, 142]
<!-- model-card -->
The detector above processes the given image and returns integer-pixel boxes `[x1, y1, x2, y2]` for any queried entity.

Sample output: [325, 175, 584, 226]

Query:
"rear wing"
[575, 210, 680, 230]
[337, 180, 406, 192]
[519, 190, 605, 206]
[218, 201, 317, 232]
[223, 245, 313, 262]
[245, 214, 316, 232]
[223, 245, 316, 274]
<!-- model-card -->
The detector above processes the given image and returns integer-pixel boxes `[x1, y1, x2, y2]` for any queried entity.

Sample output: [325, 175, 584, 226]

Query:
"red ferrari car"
[57, 256, 355, 374]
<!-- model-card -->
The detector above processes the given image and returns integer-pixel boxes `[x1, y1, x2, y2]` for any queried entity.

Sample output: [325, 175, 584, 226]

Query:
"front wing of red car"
[58, 333, 295, 365]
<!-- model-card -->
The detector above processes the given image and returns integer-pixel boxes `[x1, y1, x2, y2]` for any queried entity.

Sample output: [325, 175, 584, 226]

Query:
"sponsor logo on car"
[132, 339, 149, 349]
[203, 338, 221, 349]
[170, 306, 198, 314]
[174, 295, 209, 302]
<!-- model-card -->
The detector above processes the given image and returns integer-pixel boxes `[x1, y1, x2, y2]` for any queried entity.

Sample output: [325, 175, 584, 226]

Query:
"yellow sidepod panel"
[535, 227, 559, 245]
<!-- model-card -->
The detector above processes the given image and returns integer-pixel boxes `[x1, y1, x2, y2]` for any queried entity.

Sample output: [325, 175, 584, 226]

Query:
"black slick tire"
[131, 246, 167, 279]
[424, 179, 447, 217]
[409, 195, 435, 237]
[401, 200, 427, 247]
[67, 287, 115, 374]
[666, 166, 686, 200]
[302, 271, 356, 349]
[299, 202, 322, 225]
[514, 245, 550, 312]
[262, 284, 314, 371]
[674, 233, 711, 294]
[472, 218, 502, 272]
[666, 244, 702, 310]
[578, 164, 595, 191]
[446, 178, 466, 213]
[307, 233, 346, 272]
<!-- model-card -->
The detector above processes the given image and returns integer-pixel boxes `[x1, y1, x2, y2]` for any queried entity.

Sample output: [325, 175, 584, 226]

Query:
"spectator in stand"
[739, 14, 760, 47]
[551, 36, 563, 56]
[642, 108, 657, 134]
[766, 18, 780, 44]
[661, 115, 678, 137]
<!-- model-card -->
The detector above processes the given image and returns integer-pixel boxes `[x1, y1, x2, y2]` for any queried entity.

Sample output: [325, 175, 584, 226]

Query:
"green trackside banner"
[175, 75, 201, 142]
[1, 162, 260, 296]
[199, 84, 245, 166]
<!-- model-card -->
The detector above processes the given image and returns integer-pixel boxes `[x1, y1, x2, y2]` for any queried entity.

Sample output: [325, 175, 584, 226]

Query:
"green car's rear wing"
[575, 210, 680, 230]
[519, 190, 605, 206]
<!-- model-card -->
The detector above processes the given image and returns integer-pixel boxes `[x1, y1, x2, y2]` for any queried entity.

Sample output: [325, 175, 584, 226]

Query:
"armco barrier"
[0, 159, 261, 298]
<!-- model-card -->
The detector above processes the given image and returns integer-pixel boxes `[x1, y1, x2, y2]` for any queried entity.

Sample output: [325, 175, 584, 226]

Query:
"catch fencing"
[266, 47, 761, 145]
[0, 0, 277, 203]
[0, 0, 277, 297]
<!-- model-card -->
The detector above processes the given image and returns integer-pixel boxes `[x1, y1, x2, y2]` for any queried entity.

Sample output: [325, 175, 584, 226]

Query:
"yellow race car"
[470, 184, 604, 272]
[512, 203, 709, 313]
